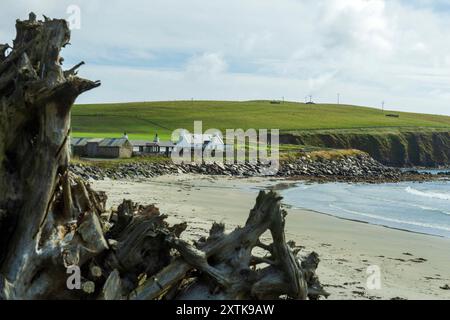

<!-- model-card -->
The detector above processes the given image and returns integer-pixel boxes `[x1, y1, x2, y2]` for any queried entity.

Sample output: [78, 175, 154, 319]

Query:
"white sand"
[92, 174, 450, 300]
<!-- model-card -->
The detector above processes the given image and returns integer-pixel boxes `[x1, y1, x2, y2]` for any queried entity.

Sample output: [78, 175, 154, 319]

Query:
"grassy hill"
[71, 100, 450, 141]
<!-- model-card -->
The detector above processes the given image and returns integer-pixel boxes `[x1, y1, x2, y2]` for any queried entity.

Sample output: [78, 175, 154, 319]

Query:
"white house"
[175, 130, 225, 153]
[204, 133, 225, 152]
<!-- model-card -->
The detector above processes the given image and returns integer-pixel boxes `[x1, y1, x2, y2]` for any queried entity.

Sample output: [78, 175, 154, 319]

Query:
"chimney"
[153, 133, 160, 143]
[123, 132, 128, 140]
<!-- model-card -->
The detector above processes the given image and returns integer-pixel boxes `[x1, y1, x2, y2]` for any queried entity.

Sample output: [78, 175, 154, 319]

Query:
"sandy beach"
[92, 174, 450, 300]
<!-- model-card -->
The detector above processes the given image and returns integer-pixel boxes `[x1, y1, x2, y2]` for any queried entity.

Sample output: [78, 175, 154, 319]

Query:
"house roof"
[175, 132, 225, 150]
[149, 141, 175, 148]
[130, 140, 152, 147]
[87, 138, 104, 143]
[98, 138, 130, 147]
[70, 137, 102, 146]
[131, 140, 175, 147]
[70, 137, 89, 147]
[178, 133, 217, 145]
[70, 137, 131, 148]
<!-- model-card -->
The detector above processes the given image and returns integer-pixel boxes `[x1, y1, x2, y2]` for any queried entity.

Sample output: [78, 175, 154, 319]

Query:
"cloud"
[1, 0, 450, 115]
[186, 53, 227, 76]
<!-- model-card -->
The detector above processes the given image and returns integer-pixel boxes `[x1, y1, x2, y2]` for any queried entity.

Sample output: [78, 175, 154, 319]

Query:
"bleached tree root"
[130, 190, 329, 300]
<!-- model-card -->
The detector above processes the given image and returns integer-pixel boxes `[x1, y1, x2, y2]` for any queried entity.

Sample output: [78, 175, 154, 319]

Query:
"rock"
[69, 153, 415, 183]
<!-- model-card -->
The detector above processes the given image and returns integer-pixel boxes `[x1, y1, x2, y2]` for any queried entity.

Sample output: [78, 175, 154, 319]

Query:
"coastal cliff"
[281, 129, 450, 167]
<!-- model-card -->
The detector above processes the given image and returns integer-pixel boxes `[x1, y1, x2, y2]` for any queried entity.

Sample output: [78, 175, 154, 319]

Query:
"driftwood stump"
[0, 14, 328, 300]
[130, 190, 328, 300]
[0, 13, 100, 299]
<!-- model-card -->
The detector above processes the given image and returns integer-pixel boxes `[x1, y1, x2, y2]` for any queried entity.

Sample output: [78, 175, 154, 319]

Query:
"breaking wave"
[405, 187, 450, 201]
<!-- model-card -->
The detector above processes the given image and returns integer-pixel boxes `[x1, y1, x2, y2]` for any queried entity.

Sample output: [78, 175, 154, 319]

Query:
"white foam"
[405, 187, 450, 201]
[329, 204, 450, 232]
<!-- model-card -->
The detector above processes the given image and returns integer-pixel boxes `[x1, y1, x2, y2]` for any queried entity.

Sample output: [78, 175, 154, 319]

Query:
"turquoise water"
[281, 180, 450, 238]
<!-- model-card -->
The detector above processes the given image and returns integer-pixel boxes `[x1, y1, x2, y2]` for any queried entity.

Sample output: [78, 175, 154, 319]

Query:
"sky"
[1, 0, 450, 115]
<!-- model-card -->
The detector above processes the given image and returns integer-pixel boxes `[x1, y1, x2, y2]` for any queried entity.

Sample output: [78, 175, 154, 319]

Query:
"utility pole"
[337, 93, 340, 105]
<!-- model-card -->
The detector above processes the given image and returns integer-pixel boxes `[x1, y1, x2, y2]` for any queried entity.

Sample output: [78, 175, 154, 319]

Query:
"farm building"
[145, 141, 176, 156]
[70, 137, 133, 158]
[70, 137, 97, 156]
[131, 140, 151, 153]
[70, 132, 224, 159]
[96, 138, 133, 158]
[131, 134, 175, 156]
[131, 140, 175, 156]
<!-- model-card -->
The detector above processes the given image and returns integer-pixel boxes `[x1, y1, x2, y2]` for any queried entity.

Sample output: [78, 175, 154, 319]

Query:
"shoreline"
[286, 206, 447, 240]
[270, 180, 449, 240]
[269, 179, 450, 239]
[91, 174, 450, 300]
[91, 174, 449, 240]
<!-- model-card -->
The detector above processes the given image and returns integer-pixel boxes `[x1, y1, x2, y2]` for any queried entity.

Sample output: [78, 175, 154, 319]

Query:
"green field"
[71, 100, 450, 141]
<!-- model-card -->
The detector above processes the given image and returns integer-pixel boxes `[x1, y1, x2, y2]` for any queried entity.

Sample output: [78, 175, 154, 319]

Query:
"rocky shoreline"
[69, 154, 446, 183]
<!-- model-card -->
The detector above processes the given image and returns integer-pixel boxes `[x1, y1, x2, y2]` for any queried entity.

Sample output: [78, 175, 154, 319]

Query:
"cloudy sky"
[1, 0, 450, 115]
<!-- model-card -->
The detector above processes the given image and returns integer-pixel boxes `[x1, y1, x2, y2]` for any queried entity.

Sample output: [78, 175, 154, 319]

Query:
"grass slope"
[71, 100, 450, 140]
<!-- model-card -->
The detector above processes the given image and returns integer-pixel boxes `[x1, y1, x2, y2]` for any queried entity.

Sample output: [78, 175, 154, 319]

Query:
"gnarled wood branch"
[130, 191, 329, 300]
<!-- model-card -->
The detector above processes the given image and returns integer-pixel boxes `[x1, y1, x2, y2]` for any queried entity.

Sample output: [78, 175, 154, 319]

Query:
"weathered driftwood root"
[0, 170, 185, 299]
[0, 13, 100, 299]
[0, 14, 328, 300]
[130, 190, 329, 300]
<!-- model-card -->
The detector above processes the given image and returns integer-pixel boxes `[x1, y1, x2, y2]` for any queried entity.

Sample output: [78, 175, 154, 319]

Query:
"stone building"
[70, 137, 133, 158]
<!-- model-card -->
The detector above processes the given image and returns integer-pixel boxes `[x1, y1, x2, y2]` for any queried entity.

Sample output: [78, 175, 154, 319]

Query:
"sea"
[280, 174, 450, 238]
